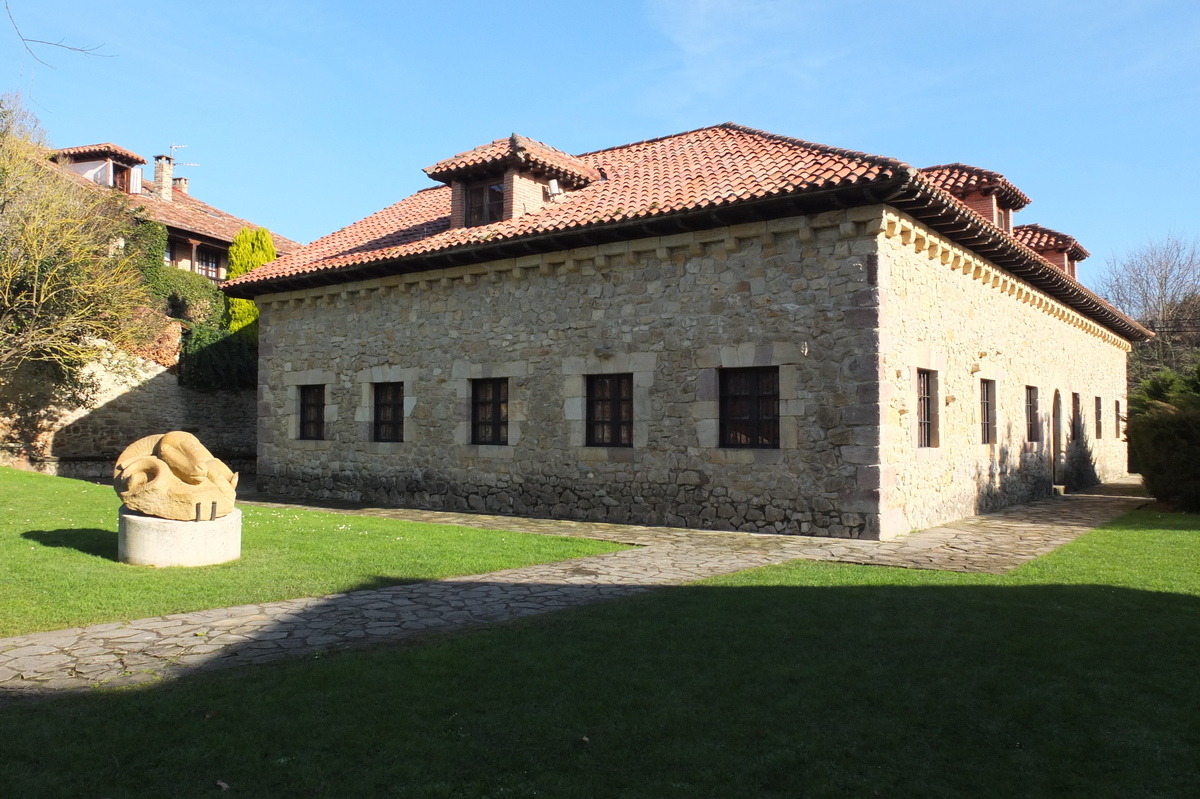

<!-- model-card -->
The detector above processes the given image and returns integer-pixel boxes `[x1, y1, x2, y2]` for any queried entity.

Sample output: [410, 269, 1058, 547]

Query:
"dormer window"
[114, 164, 131, 193]
[466, 181, 505, 227]
[425, 134, 601, 230]
[50, 143, 147, 196]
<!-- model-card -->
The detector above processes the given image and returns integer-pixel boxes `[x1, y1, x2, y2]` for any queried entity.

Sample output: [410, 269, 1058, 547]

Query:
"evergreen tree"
[222, 226, 276, 336]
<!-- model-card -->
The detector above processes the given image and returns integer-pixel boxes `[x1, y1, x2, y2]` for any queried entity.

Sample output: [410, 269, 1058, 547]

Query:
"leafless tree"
[1096, 234, 1200, 383]
[5, 1, 107, 67]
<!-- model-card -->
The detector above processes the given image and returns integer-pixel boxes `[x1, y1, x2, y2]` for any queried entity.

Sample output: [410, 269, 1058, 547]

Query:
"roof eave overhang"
[225, 176, 1151, 342]
[889, 183, 1150, 342]
[222, 177, 911, 300]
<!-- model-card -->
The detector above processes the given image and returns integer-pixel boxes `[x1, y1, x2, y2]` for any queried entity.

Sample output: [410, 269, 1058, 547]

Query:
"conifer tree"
[223, 226, 276, 336]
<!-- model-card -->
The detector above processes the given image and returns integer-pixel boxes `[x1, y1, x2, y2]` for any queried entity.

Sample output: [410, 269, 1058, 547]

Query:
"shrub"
[1127, 365, 1200, 510]
[1127, 403, 1200, 511]
[178, 324, 256, 390]
[144, 263, 227, 327]
[222, 226, 276, 335]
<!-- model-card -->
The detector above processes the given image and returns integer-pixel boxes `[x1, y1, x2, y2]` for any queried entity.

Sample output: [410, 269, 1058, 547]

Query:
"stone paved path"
[0, 479, 1147, 702]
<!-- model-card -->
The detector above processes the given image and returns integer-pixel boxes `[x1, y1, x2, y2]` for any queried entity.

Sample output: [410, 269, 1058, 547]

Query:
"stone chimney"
[153, 155, 174, 202]
[172, 176, 189, 195]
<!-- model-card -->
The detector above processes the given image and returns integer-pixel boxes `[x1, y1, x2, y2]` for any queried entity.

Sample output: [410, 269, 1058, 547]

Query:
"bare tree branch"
[5, 1, 111, 68]
[1096, 233, 1200, 383]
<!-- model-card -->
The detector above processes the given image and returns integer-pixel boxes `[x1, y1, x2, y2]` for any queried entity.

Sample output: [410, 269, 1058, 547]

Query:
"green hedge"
[178, 324, 257, 390]
[146, 267, 227, 327]
[1127, 401, 1200, 511]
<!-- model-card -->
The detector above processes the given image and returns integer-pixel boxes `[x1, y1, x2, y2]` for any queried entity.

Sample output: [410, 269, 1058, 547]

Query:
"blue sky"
[5, 0, 1197, 290]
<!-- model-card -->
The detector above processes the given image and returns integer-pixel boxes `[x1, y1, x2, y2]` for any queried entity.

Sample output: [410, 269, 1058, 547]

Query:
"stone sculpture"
[113, 431, 238, 521]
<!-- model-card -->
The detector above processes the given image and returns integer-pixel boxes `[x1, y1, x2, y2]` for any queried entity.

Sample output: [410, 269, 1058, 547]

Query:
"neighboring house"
[2, 143, 302, 476]
[224, 124, 1151, 539]
[51, 143, 300, 279]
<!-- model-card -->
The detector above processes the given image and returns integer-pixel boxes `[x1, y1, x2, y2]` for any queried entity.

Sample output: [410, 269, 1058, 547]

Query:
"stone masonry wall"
[875, 210, 1130, 537]
[256, 211, 884, 537]
[0, 346, 256, 478]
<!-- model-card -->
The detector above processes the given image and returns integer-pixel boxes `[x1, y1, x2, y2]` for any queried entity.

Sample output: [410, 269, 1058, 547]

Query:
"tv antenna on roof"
[169, 143, 199, 168]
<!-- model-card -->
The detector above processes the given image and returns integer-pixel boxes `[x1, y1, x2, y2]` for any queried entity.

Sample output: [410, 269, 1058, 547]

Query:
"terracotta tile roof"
[223, 122, 1148, 342]
[230, 123, 906, 288]
[49, 142, 300, 253]
[424, 133, 601, 187]
[135, 180, 301, 254]
[52, 143, 146, 166]
[920, 163, 1031, 210]
[1013, 223, 1091, 261]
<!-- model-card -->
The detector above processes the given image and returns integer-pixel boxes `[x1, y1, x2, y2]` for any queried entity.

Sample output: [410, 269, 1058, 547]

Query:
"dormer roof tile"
[51, 142, 147, 166]
[920, 163, 1031, 210]
[1013, 223, 1091, 261]
[424, 133, 601, 187]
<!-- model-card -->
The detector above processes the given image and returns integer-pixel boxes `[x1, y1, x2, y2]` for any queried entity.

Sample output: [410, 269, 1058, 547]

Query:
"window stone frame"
[692, 342, 805, 465]
[355, 365, 419, 452]
[562, 352, 655, 463]
[908, 349, 947, 461]
[283, 369, 337, 450]
[452, 360, 527, 458]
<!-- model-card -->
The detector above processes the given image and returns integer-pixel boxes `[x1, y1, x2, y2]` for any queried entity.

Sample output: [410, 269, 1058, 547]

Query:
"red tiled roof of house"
[223, 123, 1149, 341]
[135, 179, 301, 254]
[52, 143, 146, 166]
[49, 142, 301, 253]
[920, 163, 1031, 210]
[229, 123, 906, 288]
[425, 133, 602, 187]
[1013, 223, 1091, 261]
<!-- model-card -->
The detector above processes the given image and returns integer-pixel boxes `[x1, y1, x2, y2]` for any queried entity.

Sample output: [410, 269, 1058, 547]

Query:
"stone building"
[224, 124, 1150, 539]
[51, 143, 299, 279]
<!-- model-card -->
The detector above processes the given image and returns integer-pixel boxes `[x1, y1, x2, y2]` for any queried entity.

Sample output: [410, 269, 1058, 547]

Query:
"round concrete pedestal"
[118, 506, 242, 567]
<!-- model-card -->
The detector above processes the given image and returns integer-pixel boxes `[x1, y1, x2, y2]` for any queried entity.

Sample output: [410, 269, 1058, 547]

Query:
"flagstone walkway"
[0, 479, 1147, 703]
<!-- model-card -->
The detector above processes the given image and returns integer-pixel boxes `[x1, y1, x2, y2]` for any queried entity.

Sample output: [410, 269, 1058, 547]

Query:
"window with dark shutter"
[586, 374, 633, 447]
[465, 181, 504, 226]
[917, 369, 937, 448]
[980, 379, 996, 444]
[299, 385, 324, 440]
[374, 382, 403, 442]
[719, 367, 780, 448]
[1026, 386, 1041, 442]
[195, 249, 220, 279]
[472, 378, 508, 445]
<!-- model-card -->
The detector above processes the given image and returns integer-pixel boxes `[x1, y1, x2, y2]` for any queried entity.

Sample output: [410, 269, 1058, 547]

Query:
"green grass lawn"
[0, 467, 628, 637]
[2, 478, 1198, 797]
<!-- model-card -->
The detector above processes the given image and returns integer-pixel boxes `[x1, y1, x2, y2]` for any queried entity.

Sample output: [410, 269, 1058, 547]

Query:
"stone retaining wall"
[0, 345, 256, 478]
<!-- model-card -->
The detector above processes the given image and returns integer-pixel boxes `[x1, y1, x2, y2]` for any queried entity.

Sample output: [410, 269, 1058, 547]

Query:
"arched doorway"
[1052, 390, 1063, 485]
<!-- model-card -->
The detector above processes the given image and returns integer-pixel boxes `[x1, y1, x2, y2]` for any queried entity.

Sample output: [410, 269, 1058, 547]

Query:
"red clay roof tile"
[233, 123, 905, 288]
[425, 133, 601, 187]
[222, 123, 1147, 342]
[52, 142, 146, 166]
[920, 163, 1031, 210]
[51, 143, 300, 253]
[134, 179, 301, 254]
[1013, 223, 1091, 261]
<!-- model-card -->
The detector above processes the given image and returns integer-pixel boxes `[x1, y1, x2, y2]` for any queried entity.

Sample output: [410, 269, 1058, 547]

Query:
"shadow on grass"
[1, 576, 1198, 798]
[21, 528, 117, 561]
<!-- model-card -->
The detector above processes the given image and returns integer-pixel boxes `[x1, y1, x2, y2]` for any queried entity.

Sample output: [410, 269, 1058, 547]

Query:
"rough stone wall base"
[257, 467, 881, 539]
